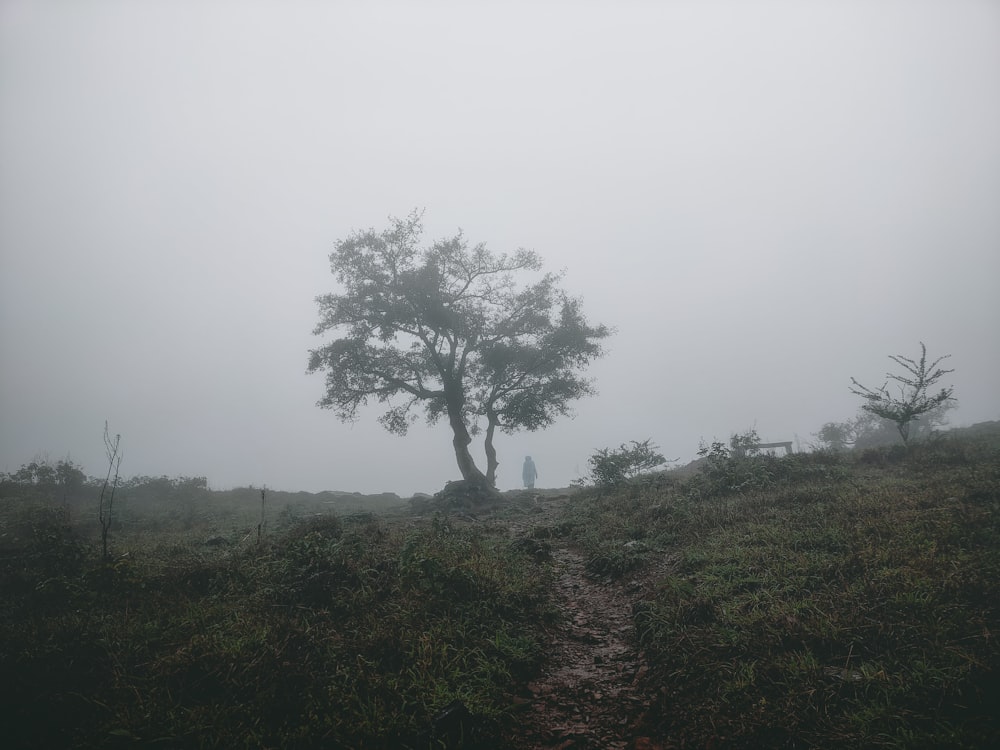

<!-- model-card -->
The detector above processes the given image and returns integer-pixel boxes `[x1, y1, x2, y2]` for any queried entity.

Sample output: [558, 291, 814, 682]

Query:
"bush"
[584, 439, 666, 488]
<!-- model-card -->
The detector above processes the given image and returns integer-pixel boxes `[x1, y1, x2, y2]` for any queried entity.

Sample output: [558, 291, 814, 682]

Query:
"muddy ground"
[496, 492, 667, 750]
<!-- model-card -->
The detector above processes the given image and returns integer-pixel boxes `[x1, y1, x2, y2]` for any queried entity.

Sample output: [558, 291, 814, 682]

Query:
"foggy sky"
[2, 1, 998, 495]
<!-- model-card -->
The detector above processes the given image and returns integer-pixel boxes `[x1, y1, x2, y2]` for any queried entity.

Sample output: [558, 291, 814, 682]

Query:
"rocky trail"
[499, 495, 663, 750]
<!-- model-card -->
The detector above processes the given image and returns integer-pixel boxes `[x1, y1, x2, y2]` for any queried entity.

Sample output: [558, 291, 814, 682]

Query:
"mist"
[2, 1, 998, 495]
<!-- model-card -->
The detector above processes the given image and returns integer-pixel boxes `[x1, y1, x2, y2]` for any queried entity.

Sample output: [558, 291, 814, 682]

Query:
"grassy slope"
[556, 428, 1000, 748]
[1, 425, 998, 748]
[1, 511, 551, 749]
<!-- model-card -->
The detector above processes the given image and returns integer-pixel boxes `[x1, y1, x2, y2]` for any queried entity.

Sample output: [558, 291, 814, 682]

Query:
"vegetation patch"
[566, 429, 1000, 748]
[0, 500, 550, 748]
[2, 424, 998, 747]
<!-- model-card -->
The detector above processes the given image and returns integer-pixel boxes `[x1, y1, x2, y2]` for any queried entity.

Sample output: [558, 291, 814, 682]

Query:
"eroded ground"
[500, 495, 664, 750]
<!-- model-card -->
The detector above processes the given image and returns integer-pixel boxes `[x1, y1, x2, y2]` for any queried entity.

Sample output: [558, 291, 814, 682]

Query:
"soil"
[498, 492, 666, 750]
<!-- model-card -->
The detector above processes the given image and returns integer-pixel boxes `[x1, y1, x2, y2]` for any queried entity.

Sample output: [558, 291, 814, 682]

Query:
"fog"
[2, 1, 998, 495]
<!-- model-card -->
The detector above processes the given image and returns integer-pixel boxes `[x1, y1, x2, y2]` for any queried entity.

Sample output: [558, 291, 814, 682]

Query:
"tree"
[308, 211, 611, 487]
[98, 422, 122, 561]
[850, 342, 955, 446]
[54, 460, 88, 497]
[815, 421, 855, 452]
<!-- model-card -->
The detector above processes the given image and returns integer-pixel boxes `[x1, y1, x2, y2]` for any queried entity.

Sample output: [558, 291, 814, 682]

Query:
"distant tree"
[98, 422, 122, 561]
[815, 421, 854, 452]
[850, 342, 955, 446]
[817, 399, 958, 452]
[9, 460, 56, 487]
[909, 398, 957, 436]
[54, 460, 88, 497]
[815, 413, 881, 451]
[585, 439, 667, 488]
[308, 211, 611, 487]
[1, 459, 90, 504]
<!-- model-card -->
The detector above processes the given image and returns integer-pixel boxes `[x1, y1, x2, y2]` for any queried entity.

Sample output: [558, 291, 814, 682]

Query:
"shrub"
[583, 439, 666, 488]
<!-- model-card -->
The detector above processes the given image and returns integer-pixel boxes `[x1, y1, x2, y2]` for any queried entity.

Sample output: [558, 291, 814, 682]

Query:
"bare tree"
[98, 422, 122, 561]
[850, 342, 955, 446]
[257, 486, 267, 545]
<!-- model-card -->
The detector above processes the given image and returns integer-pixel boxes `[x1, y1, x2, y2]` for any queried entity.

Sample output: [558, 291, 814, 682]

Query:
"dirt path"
[500, 497, 659, 749]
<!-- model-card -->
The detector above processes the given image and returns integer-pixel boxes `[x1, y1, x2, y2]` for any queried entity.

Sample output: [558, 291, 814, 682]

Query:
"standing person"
[522, 456, 538, 489]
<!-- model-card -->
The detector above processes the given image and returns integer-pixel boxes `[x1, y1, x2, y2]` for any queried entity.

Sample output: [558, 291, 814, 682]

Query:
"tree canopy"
[308, 211, 611, 487]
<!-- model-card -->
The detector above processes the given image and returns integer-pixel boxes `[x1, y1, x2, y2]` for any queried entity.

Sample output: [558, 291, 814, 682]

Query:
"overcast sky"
[2, 1, 998, 495]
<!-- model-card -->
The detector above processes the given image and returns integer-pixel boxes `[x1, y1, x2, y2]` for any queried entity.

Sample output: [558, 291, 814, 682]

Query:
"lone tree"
[308, 211, 611, 487]
[850, 342, 955, 446]
[98, 421, 122, 562]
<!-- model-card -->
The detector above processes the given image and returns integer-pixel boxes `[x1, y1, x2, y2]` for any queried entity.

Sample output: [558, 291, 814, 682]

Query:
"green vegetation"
[2, 422, 998, 748]
[581, 438, 667, 488]
[559, 425, 1000, 748]
[0, 496, 550, 748]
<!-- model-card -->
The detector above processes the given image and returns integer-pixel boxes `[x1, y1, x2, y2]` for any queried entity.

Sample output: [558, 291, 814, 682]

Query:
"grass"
[560, 429, 1000, 748]
[2, 424, 999, 748]
[0, 509, 552, 748]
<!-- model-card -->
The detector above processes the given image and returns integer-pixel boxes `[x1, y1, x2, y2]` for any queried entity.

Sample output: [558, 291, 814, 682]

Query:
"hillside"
[1, 425, 998, 748]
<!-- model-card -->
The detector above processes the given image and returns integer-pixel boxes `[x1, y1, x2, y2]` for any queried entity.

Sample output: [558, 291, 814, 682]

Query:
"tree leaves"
[308, 211, 610, 483]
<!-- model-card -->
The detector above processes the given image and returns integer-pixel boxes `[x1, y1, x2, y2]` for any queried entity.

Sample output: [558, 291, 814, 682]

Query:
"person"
[522, 455, 538, 489]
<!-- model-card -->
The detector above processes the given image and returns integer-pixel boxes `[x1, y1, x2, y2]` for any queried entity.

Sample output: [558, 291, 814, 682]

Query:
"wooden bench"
[757, 441, 793, 456]
[733, 441, 793, 457]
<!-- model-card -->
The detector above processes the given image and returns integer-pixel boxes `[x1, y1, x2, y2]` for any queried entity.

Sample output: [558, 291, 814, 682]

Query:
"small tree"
[98, 422, 122, 561]
[850, 342, 955, 446]
[586, 439, 666, 488]
[308, 211, 610, 487]
[257, 486, 267, 545]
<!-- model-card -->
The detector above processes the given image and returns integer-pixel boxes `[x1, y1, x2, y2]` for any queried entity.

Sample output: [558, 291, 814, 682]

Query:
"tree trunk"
[447, 404, 487, 484]
[484, 418, 499, 487]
